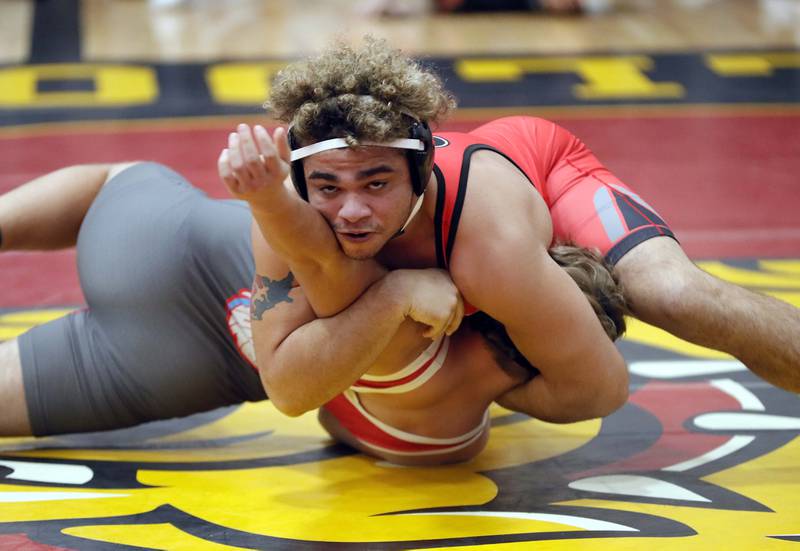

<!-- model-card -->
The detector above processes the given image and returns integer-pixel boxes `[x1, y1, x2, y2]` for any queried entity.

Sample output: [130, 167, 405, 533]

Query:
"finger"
[442, 299, 459, 337]
[445, 294, 464, 336]
[238, 124, 266, 181]
[228, 132, 244, 170]
[273, 126, 292, 166]
[441, 300, 456, 337]
[217, 149, 242, 194]
[422, 317, 445, 340]
[254, 124, 281, 175]
[228, 132, 255, 189]
[254, 124, 276, 156]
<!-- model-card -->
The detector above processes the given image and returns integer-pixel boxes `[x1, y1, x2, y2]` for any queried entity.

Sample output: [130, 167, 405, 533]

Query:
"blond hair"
[469, 244, 629, 377]
[266, 36, 456, 145]
[549, 244, 629, 341]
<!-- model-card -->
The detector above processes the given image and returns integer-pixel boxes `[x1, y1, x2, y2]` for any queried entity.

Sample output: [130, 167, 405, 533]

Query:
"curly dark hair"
[265, 36, 456, 146]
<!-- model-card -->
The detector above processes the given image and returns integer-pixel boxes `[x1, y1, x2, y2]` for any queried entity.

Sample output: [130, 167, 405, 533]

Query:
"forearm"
[495, 368, 628, 423]
[259, 275, 409, 416]
[249, 183, 338, 269]
[249, 186, 385, 316]
[0, 164, 112, 251]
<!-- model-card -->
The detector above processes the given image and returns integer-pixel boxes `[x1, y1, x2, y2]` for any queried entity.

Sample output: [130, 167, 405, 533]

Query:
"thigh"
[76, 162, 206, 310]
[18, 164, 265, 436]
[17, 305, 263, 437]
[548, 169, 677, 266]
[0, 339, 31, 435]
[78, 161, 261, 385]
[473, 117, 678, 265]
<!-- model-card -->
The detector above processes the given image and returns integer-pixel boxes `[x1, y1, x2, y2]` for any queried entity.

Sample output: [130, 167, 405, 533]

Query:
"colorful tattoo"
[251, 272, 294, 320]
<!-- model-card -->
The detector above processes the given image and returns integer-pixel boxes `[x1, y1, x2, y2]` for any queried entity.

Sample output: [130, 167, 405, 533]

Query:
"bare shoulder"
[461, 150, 551, 242]
[448, 149, 552, 291]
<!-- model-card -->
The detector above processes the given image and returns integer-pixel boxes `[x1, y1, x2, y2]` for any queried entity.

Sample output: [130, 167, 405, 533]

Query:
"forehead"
[302, 146, 406, 172]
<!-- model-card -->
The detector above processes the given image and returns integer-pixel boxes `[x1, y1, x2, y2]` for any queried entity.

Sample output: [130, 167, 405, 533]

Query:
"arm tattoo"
[251, 272, 295, 321]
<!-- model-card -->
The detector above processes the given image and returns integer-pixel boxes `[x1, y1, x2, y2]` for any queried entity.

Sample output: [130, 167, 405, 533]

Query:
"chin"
[342, 246, 380, 260]
[344, 251, 376, 260]
[339, 239, 384, 260]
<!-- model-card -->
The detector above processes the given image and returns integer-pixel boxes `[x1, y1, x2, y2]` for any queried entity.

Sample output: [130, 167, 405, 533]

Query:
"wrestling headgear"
[287, 118, 434, 201]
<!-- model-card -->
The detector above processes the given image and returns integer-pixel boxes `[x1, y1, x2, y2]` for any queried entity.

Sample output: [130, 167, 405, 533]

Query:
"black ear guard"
[287, 128, 310, 200]
[288, 120, 434, 201]
[406, 120, 434, 197]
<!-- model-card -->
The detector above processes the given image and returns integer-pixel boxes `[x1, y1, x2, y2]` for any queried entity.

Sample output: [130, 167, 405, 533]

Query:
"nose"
[337, 193, 372, 223]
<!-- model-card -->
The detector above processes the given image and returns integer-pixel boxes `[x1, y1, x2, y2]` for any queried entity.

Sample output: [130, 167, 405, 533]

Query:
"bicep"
[249, 223, 316, 363]
[250, 220, 385, 318]
[460, 239, 617, 383]
[450, 158, 622, 389]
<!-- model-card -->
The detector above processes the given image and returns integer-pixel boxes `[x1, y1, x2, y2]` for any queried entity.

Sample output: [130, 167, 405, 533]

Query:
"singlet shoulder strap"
[433, 138, 508, 269]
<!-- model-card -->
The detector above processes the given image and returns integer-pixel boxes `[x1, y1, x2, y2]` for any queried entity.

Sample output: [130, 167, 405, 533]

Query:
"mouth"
[337, 231, 374, 243]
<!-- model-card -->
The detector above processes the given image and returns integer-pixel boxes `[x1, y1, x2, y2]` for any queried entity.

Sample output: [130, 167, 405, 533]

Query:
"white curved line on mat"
[629, 360, 746, 379]
[710, 379, 765, 411]
[662, 435, 755, 472]
[0, 460, 93, 484]
[569, 475, 710, 502]
[399, 511, 637, 532]
[695, 412, 800, 431]
[0, 492, 128, 503]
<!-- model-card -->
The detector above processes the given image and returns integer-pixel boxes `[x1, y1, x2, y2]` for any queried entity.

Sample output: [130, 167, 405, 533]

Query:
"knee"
[0, 339, 33, 436]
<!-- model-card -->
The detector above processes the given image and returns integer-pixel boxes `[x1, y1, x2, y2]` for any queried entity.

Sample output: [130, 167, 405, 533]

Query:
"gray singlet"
[18, 163, 266, 435]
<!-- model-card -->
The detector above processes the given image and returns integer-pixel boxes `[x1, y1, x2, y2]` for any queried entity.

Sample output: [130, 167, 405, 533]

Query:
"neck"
[390, 193, 425, 241]
[401, 172, 437, 238]
[377, 190, 437, 269]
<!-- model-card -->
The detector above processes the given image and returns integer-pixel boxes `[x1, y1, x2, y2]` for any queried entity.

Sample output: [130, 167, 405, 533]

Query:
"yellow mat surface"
[1, 259, 799, 550]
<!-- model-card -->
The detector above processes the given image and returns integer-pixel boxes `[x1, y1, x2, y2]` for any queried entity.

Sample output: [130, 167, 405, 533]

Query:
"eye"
[319, 185, 339, 195]
[367, 181, 388, 190]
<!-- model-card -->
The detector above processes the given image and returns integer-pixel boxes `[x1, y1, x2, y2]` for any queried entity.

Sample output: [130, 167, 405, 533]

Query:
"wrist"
[247, 190, 294, 218]
[373, 271, 412, 320]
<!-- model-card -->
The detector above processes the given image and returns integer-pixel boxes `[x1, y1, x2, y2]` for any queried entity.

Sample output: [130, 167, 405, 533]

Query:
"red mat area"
[2, 113, 799, 307]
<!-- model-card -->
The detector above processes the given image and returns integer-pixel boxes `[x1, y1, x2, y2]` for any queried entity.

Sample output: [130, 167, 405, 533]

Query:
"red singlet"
[431, 116, 675, 270]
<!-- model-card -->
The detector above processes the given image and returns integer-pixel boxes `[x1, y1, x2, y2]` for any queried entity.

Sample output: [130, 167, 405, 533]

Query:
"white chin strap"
[398, 192, 425, 235]
[290, 137, 425, 162]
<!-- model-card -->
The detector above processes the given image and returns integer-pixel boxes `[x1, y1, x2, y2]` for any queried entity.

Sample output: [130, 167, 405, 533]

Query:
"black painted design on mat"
[30, 0, 81, 63]
[0, 503, 695, 550]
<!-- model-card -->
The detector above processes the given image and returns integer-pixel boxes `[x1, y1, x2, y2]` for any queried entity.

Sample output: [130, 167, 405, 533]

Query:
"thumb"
[274, 126, 292, 166]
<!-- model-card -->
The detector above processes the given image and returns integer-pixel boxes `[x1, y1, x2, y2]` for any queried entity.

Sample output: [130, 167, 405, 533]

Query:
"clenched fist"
[388, 268, 465, 339]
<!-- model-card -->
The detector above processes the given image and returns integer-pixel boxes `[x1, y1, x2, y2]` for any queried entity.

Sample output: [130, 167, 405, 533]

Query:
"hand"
[390, 269, 464, 339]
[217, 123, 291, 208]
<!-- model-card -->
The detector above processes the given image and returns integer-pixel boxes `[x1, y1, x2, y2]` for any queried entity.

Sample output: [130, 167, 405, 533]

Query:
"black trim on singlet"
[433, 165, 447, 269]
[434, 144, 537, 268]
[605, 226, 678, 266]
[603, 187, 677, 265]
[613, 188, 668, 230]
[443, 145, 484, 267]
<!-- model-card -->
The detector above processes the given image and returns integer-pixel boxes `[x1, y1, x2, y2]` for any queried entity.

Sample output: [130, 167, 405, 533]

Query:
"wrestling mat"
[3, 0, 800, 539]
[1, 260, 799, 550]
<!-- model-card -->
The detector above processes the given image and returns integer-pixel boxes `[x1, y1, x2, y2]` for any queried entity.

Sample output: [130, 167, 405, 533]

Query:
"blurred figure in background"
[357, 0, 600, 17]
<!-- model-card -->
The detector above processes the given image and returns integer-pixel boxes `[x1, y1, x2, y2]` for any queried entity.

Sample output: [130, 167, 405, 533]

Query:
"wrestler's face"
[303, 146, 415, 260]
